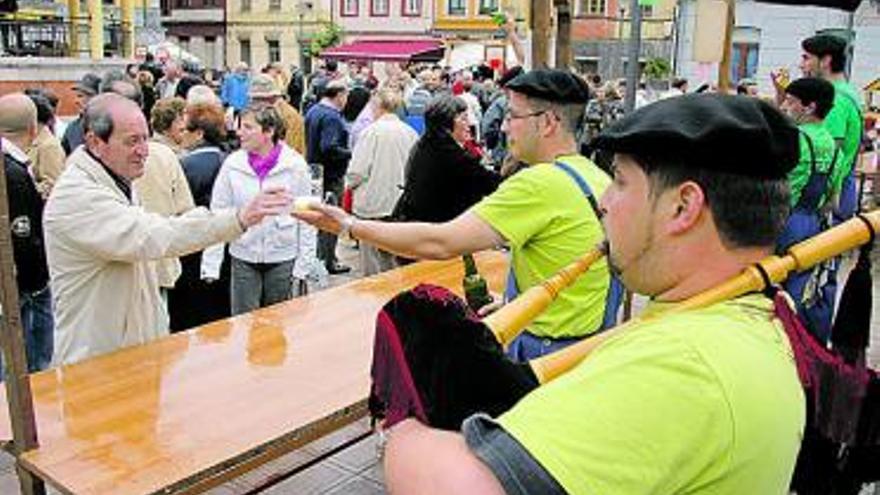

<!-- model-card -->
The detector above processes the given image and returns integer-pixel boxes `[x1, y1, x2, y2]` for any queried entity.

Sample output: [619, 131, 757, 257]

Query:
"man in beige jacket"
[44, 94, 292, 366]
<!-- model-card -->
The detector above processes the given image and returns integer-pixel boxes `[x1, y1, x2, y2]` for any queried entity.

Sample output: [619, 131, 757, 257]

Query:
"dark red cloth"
[369, 284, 538, 430]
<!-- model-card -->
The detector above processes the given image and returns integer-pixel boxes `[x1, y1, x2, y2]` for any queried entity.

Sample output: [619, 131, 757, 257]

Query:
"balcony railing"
[0, 15, 127, 57]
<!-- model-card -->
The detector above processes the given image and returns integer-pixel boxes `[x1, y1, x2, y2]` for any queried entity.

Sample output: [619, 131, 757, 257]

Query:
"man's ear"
[667, 181, 705, 235]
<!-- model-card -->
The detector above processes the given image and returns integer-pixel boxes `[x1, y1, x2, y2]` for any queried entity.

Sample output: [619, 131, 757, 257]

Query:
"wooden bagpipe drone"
[369, 211, 880, 493]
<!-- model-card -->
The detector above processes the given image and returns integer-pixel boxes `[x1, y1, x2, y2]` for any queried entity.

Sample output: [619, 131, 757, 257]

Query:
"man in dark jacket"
[0, 93, 53, 373]
[304, 79, 352, 274]
[62, 73, 101, 155]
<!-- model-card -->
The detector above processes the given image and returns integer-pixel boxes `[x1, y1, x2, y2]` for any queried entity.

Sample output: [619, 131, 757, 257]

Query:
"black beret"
[504, 69, 591, 104]
[785, 77, 835, 117]
[591, 93, 799, 180]
[801, 34, 847, 58]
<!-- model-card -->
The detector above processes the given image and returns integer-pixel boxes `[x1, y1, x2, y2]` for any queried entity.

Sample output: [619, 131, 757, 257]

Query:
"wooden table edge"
[18, 399, 371, 495]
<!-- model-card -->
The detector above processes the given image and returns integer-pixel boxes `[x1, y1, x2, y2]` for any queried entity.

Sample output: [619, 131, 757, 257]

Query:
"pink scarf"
[247, 143, 282, 182]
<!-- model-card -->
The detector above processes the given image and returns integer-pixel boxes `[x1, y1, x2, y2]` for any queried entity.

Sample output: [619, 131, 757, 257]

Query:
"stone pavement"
[1, 238, 879, 494]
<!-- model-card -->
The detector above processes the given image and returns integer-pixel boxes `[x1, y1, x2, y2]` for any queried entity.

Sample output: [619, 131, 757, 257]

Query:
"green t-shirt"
[472, 154, 610, 339]
[788, 122, 837, 207]
[499, 294, 805, 495]
[825, 79, 863, 194]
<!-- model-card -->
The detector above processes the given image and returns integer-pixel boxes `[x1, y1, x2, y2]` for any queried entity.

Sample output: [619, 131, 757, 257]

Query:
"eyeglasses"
[503, 109, 547, 122]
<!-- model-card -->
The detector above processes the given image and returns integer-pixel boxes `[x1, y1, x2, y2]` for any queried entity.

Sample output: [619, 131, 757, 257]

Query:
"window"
[578, 0, 605, 16]
[639, 4, 652, 17]
[268, 39, 280, 63]
[340, 0, 358, 16]
[370, 0, 389, 16]
[178, 35, 190, 51]
[730, 43, 759, 83]
[478, 0, 497, 15]
[240, 0, 250, 11]
[402, 0, 420, 16]
[240, 39, 251, 67]
[269, 0, 281, 10]
[447, 0, 465, 16]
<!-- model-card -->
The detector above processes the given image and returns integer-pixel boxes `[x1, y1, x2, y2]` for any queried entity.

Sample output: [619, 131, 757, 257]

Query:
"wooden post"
[555, 0, 572, 69]
[121, 0, 135, 58]
[68, 0, 80, 57]
[88, 0, 104, 60]
[0, 154, 45, 495]
[717, 0, 735, 93]
[531, 0, 551, 68]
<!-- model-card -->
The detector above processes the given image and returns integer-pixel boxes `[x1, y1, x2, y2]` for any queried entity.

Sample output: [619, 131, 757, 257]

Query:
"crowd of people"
[0, 27, 873, 494]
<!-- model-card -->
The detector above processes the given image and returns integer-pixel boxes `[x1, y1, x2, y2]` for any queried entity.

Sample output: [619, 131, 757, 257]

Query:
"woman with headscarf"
[201, 105, 318, 315]
[393, 95, 500, 224]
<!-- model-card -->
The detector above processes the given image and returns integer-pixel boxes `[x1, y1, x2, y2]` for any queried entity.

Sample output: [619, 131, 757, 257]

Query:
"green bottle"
[462, 253, 493, 311]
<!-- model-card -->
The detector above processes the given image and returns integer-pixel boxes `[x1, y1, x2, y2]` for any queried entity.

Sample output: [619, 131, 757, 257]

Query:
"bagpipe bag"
[369, 284, 539, 430]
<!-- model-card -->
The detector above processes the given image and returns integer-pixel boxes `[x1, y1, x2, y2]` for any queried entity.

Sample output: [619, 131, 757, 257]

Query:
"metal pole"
[845, 10, 854, 80]
[624, 0, 642, 112]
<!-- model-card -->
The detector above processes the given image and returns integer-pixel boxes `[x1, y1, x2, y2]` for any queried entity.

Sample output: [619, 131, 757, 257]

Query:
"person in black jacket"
[393, 94, 500, 224]
[169, 102, 231, 331]
[0, 93, 53, 373]
[304, 79, 352, 274]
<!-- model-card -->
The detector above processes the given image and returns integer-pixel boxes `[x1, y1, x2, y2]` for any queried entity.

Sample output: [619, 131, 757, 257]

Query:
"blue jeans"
[1, 286, 54, 380]
[20, 286, 54, 373]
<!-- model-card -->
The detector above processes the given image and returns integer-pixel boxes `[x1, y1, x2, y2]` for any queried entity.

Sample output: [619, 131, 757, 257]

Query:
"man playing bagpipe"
[297, 69, 617, 360]
[377, 94, 809, 494]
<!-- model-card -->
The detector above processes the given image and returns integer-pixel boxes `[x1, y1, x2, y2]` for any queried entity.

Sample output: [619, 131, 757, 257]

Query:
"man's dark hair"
[802, 34, 848, 73]
[325, 60, 338, 73]
[632, 155, 790, 248]
[28, 94, 55, 126]
[671, 78, 688, 90]
[424, 94, 467, 136]
[785, 77, 835, 119]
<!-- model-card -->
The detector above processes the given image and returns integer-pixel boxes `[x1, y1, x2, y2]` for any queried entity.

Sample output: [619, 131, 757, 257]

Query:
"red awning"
[320, 40, 445, 62]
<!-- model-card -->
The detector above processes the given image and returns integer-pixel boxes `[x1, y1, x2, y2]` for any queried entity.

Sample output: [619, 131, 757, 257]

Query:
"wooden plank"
[0, 149, 45, 495]
[0, 251, 507, 495]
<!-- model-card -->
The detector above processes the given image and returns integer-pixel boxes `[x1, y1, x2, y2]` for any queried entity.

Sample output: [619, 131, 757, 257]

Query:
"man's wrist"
[339, 215, 357, 239]
[236, 208, 248, 230]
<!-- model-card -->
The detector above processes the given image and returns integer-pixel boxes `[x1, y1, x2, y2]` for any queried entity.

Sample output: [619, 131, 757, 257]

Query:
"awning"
[754, 0, 861, 11]
[320, 40, 445, 62]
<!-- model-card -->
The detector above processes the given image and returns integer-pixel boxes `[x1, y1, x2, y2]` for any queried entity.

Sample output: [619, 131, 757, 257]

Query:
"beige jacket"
[133, 141, 196, 288]
[276, 100, 306, 155]
[45, 147, 243, 365]
[27, 125, 66, 198]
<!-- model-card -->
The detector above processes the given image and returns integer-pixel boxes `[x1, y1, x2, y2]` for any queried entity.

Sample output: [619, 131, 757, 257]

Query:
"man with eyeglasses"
[296, 69, 613, 360]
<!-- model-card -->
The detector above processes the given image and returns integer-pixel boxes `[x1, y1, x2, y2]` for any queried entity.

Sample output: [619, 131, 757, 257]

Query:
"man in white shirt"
[345, 87, 418, 275]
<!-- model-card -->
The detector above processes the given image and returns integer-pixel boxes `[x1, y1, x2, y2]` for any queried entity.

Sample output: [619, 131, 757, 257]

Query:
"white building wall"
[675, 0, 878, 96]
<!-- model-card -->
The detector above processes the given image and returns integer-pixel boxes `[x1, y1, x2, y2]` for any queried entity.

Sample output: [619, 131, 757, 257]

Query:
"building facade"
[336, 0, 434, 37]
[225, 0, 333, 70]
[674, 0, 880, 95]
[161, 0, 226, 69]
[432, 0, 528, 70]
[571, 0, 676, 80]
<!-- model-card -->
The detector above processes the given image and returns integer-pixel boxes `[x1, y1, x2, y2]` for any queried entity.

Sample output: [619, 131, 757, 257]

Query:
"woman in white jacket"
[202, 104, 318, 315]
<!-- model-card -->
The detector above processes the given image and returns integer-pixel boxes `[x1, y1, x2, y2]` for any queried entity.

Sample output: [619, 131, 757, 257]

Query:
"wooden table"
[0, 252, 507, 495]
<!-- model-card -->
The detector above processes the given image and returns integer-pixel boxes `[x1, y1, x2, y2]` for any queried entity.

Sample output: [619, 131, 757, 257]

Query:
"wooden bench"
[0, 252, 507, 494]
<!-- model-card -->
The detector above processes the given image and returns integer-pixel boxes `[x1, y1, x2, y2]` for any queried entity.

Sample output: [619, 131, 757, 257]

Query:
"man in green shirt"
[382, 94, 805, 494]
[778, 77, 839, 340]
[296, 69, 613, 359]
[776, 34, 863, 221]
[780, 77, 837, 208]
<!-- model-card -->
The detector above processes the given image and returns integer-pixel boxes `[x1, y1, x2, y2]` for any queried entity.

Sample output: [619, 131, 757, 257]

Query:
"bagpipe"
[369, 211, 880, 492]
